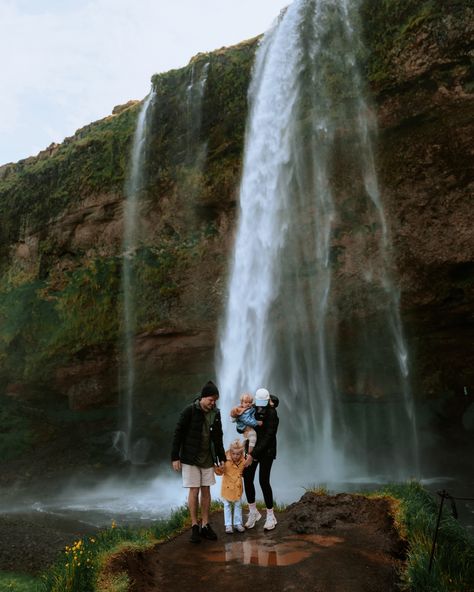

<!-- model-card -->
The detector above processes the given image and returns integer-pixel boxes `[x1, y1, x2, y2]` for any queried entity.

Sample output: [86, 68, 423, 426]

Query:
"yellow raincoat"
[218, 451, 245, 502]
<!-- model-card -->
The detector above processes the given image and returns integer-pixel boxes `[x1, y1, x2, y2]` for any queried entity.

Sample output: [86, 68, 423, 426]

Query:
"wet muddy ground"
[109, 492, 406, 592]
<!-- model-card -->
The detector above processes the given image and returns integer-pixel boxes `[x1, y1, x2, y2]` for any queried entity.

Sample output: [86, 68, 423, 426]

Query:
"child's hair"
[229, 439, 245, 454]
[240, 392, 253, 405]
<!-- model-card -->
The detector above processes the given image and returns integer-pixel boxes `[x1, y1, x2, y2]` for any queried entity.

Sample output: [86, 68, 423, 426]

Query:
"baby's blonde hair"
[240, 392, 253, 404]
[229, 438, 245, 454]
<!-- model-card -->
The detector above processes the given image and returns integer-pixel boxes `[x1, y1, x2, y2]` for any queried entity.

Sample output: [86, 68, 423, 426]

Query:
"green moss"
[361, 0, 444, 87]
[51, 258, 121, 354]
[0, 257, 121, 383]
[0, 225, 212, 383]
[147, 39, 257, 201]
[0, 104, 138, 256]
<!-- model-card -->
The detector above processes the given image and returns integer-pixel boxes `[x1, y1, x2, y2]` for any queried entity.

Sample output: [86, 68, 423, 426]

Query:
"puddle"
[206, 534, 344, 567]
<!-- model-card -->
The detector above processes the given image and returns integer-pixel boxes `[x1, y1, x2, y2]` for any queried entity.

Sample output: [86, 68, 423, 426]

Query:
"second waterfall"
[217, 0, 418, 482]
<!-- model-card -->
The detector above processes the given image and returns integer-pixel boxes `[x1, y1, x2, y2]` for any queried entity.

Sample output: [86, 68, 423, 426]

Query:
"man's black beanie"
[200, 380, 219, 398]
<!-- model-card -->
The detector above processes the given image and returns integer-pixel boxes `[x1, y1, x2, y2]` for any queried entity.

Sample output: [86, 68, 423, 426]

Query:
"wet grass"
[0, 572, 40, 591]
[380, 482, 474, 592]
[38, 508, 190, 592]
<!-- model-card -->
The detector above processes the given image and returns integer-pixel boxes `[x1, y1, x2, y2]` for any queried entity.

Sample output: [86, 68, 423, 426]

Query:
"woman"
[243, 387, 279, 530]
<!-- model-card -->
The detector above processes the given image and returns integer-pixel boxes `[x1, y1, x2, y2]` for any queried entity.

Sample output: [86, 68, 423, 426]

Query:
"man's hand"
[172, 460, 182, 472]
[244, 454, 253, 468]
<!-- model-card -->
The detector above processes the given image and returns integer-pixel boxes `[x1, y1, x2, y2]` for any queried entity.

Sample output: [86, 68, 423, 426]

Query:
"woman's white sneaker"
[244, 510, 262, 529]
[263, 514, 277, 530]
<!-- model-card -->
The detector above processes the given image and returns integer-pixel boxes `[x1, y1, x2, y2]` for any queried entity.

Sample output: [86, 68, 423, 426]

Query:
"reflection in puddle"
[206, 534, 344, 567]
[287, 533, 345, 547]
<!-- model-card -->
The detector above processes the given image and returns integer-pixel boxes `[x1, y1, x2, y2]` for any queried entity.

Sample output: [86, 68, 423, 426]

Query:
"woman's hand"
[172, 460, 182, 472]
[244, 454, 253, 468]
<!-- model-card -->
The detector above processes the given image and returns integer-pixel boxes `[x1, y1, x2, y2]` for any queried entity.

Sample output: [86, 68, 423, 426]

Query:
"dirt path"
[110, 493, 406, 592]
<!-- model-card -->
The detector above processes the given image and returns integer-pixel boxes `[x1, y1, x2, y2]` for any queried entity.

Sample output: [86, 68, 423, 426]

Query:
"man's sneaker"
[225, 525, 233, 534]
[190, 524, 201, 544]
[244, 510, 262, 529]
[201, 523, 218, 540]
[263, 514, 277, 531]
[234, 524, 245, 533]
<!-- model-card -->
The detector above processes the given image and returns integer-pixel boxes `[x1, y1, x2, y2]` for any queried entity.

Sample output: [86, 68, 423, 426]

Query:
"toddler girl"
[215, 439, 246, 533]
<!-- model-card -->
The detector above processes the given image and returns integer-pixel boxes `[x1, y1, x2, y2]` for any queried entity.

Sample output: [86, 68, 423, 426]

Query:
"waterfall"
[115, 88, 156, 463]
[217, 0, 418, 483]
[186, 61, 209, 166]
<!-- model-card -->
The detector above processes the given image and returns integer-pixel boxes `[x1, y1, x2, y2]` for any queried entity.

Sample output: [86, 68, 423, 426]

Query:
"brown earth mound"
[107, 493, 406, 592]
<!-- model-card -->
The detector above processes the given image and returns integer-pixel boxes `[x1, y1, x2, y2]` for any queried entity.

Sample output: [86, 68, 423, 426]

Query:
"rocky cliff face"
[0, 1, 472, 473]
[363, 0, 474, 447]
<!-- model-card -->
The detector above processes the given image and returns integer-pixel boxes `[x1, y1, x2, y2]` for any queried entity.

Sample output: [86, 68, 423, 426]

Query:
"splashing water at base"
[217, 0, 418, 482]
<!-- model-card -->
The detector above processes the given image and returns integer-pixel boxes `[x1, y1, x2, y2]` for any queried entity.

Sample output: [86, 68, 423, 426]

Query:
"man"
[171, 380, 225, 543]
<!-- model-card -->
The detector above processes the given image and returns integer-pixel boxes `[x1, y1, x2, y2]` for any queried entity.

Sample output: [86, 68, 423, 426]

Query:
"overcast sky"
[0, 0, 289, 166]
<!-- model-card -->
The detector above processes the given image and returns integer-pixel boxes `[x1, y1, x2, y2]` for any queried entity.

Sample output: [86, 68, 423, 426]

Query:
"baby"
[230, 392, 262, 454]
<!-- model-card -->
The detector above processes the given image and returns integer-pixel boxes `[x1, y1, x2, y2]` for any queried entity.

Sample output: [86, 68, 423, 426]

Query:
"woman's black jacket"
[252, 396, 279, 461]
[171, 400, 226, 466]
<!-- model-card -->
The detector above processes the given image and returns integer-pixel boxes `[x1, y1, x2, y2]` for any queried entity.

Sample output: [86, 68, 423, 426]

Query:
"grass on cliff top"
[0, 103, 139, 249]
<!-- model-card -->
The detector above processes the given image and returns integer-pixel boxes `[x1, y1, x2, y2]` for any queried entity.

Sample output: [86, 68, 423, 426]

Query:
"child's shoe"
[244, 510, 262, 529]
[225, 525, 233, 534]
[263, 514, 277, 531]
[234, 524, 245, 533]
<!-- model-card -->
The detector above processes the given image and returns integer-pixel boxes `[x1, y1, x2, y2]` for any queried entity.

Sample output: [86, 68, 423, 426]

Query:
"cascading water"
[115, 88, 156, 463]
[217, 0, 418, 483]
[186, 61, 209, 168]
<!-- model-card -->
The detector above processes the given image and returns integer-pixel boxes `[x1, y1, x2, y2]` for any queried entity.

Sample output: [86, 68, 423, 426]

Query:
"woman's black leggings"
[244, 456, 274, 509]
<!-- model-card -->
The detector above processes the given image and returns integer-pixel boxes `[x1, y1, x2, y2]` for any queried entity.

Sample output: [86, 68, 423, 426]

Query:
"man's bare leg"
[201, 486, 211, 525]
[188, 487, 200, 525]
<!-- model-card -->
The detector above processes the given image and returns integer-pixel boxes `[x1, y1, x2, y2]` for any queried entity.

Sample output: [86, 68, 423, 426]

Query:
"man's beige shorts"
[182, 464, 216, 488]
